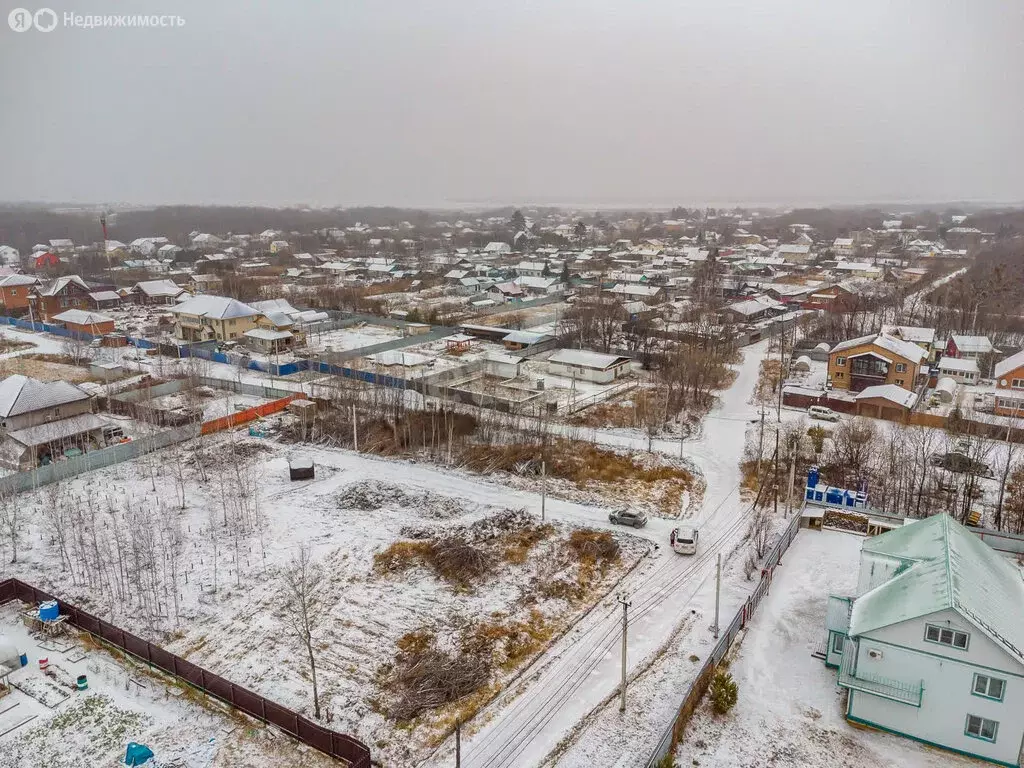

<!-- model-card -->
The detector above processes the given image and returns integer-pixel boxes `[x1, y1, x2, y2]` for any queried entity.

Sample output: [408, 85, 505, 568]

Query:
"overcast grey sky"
[2, 0, 1022, 208]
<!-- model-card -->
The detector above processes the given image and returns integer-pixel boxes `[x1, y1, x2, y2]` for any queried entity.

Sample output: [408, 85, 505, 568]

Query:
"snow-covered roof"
[849, 514, 1024, 665]
[502, 330, 553, 345]
[950, 334, 994, 355]
[368, 351, 431, 367]
[608, 283, 662, 297]
[0, 375, 90, 418]
[6, 412, 106, 448]
[831, 333, 926, 364]
[243, 328, 292, 341]
[0, 274, 38, 288]
[548, 349, 630, 370]
[854, 384, 917, 408]
[887, 326, 936, 345]
[35, 275, 89, 296]
[250, 298, 299, 316]
[938, 356, 980, 374]
[995, 349, 1024, 380]
[133, 279, 185, 298]
[88, 291, 121, 302]
[51, 309, 113, 326]
[169, 295, 258, 320]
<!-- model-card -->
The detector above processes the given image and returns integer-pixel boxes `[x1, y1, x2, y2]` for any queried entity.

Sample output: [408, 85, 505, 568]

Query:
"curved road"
[422, 340, 768, 768]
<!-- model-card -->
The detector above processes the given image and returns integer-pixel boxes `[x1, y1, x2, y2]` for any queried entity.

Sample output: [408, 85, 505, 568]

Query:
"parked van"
[670, 526, 698, 554]
[808, 405, 839, 422]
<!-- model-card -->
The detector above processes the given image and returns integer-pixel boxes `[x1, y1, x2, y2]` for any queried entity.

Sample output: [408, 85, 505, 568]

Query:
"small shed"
[792, 355, 812, 373]
[289, 455, 314, 481]
[934, 377, 957, 404]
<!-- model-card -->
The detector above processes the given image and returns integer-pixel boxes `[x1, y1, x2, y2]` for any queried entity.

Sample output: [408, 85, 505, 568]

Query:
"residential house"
[87, 291, 122, 310]
[483, 242, 512, 255]
[168, 295, 260, 343]
[887, 326, 939, 362]
[937, 356, 980, 385]
[0, 374, 99, 470]
[242, 328, 294, 355]
[946, 335, 996, 362]
[724, 296, 784, 324]
[188, 273, 223, 295]
[0, 274, 39, 312]
[828, 333, 926, 392]
[488, 282, 525, 303]
[29, 275, 91, 320]
[50, 309, 115, 336]
[773, 244, 813, 263]
[33, 252, 60, 270]
[834, 262, 883, 280]
[516, 261, 548, 278]
[994, 349, 1024, 417]
[833, 238, 856, 257]
[130, 280, 187, 305]
[515, 276, 563, 296]
[854, 384, 918, 420]
[502, 330, 554, 352]
[48, 239, 74, 254]
[824, 514, 1024, 768]
[606, 283, 665, 304]
[546, 349, 631, 384]
[0, 246, 20, 266]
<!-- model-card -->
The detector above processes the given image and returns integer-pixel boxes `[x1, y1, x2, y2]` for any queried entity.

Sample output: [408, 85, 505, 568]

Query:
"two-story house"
[824, 514, 1024, 767]
[129, 279, 187, 305]
[168, 295, 260, 343]
[0, 374, 99, 469]
[828, 333, 926, 393]
[886, 326, 939, 363]
[29, 276, 92, 320]
[0, 274, 39, 312]
[994, 349, 1024, 417]
[947, 334, 996, 361]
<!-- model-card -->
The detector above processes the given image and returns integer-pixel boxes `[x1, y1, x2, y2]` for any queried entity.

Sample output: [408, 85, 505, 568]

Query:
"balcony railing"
[837, 639, 923, 706]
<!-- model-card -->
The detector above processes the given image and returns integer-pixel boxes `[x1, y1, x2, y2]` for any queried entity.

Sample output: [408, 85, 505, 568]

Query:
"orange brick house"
[828, 332, 926, 393]
[0, 274, 39, 312]
[994, 349, 1024, 417]
[50, 309, 115, 336]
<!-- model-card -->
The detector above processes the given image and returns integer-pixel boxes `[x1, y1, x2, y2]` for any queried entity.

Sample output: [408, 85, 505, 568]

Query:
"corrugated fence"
[645, 512, 803, 766]
[0, 578, 371, 767]
[201, 393, 300, 435]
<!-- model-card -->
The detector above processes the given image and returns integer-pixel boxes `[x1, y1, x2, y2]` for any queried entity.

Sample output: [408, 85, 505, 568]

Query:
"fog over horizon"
[2, 0, 1022, 209]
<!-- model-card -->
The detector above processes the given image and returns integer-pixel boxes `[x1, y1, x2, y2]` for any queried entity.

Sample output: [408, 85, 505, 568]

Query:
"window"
[831, 633, 845, 654]
[925, 623, 969, 650]
[973, 674, 1005, 701]
[895, 379, 905, 386]
[965, 714, 998, 742]
[836, 357, 846, 366]
[1012, 379, 1024, 390]
[895, 363, 907, 373]
[836, 372, 844, 379]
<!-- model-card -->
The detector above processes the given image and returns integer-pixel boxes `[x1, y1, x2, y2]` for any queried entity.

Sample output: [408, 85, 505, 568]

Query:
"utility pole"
[712, 552, 721, 639]
[455, 719, 461, 768]
[786, 448, 797, 517]
[541, 459, 547, 522]
[351, 403, 358, 450]
[618, 595, 631, 712]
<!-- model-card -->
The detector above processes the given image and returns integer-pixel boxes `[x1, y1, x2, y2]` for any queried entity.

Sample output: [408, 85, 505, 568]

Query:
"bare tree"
[281, 545, 326, 719]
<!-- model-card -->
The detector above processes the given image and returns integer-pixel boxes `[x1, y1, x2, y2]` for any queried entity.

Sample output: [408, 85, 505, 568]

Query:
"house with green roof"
[824, 514, 1024, 767]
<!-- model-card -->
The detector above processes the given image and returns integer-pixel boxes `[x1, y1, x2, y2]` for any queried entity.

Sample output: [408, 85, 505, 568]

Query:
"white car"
[808, 405, 839, 422]
[670, 526, 698, 554]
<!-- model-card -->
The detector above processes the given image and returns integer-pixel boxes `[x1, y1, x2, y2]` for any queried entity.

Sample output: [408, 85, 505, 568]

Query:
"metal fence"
[0, 423, 199, 495]
[0, 578, 371, 767]
[645, 512, 803, 766]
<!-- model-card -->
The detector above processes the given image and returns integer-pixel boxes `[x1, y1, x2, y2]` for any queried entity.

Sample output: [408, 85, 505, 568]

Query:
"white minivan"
[808, 405, 840, 422]
[670, 526, 698, 555]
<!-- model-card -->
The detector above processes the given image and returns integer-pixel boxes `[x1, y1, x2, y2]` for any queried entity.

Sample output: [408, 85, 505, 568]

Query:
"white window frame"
[925, 623, 969, 650]
[831, 633, 845, 654]
[836, 356, 846, 366]
[895, 362, 907, 373]
[965, 714, 998, 743]
[1012, 378, 1024, 390]
[973, 674, 1005, 701]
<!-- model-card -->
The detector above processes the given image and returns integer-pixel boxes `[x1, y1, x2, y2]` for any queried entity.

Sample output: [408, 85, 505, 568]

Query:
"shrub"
[709, 668, 738, 715]
[567, 530, 620, 565]
[807, 425, 826, 455]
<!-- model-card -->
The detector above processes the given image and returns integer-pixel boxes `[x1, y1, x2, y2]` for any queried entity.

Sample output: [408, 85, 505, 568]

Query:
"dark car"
[930, 451, 991, 476]
[609, 509, 648, 528]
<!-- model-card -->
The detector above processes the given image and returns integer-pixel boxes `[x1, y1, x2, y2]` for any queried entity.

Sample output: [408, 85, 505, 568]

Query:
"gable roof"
[854, 384, 917, 408]
[995, 349, 1024, 380]
[35, 275, 89, 296]
[51, 309, 113, 326]
[938, 356, 980, 374]
[168, 295, 258, 320]
[831, 332, 926, 364]
[133, 279, 185, 298]
[849, 514, 1024, 665]
[548, 349, 630, 370]
[950, 334, 994, 355]
[0, 274, 38, 288]
[0, 375, 90, 418]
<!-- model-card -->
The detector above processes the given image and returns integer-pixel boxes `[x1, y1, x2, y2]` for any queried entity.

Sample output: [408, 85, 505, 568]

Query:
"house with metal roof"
[823, 514, 1024, 767]
[994, 349, 1024, 417]
[828, 332, 926, 393]
[546, 349, 632, 384]
[168, 295, 260, 343]
[0, 374, 99, 469]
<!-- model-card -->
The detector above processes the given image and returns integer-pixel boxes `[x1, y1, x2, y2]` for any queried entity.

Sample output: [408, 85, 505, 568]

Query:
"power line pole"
[712, 552, 721, 639]
[455, 719, 461, 768]
[618, 594, 631, 712]
[541, 459, 547, 522]
[351, 403, 358, 451]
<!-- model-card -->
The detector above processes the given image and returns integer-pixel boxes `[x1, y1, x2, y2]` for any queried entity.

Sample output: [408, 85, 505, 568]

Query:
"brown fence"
[0, 578, 371, 768]
[201, 393, 300, 435]
[645, 512, 803, 766]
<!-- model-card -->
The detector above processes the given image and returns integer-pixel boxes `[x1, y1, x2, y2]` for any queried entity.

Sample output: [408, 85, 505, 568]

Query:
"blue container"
[18, 653, 26, 667]
[807, 467, 819, 489]
[825, 488, 843, 505]
[38, 600, 59, 622]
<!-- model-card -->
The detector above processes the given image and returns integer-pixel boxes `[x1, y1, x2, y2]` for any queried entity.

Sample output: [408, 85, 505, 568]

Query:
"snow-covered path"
[421, 341, 768, 768]
[0, 325, 66, 358]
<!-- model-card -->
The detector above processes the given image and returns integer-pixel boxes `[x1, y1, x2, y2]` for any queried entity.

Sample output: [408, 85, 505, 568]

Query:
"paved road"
[421, 340, 768, 768]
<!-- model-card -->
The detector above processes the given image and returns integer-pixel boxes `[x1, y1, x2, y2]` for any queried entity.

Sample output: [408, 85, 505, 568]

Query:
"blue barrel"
[38, 600, 59, 622]
[807, 467, 819, 489]
[18, 653, 26, 667]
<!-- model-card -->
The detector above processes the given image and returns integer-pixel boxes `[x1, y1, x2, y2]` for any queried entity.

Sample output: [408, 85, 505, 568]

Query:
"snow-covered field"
[3, 438, 651, 767]
[675, 528, 977, 768]
[0, 603, 333, 768]
[306, 323, 404, 353]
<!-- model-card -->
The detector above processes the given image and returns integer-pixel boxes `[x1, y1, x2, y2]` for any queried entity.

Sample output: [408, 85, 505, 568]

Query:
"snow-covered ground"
[0, 602, 333, 768]
[305, 323, 404, 353]
[676, 528, 977, 768]
[422, 340, 771, 768]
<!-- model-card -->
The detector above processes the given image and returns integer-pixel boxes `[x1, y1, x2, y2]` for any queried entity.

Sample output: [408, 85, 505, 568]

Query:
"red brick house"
[0, 274, 39, 312]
